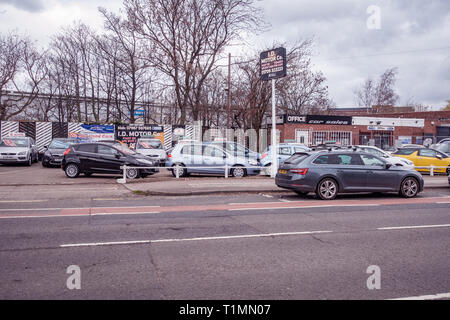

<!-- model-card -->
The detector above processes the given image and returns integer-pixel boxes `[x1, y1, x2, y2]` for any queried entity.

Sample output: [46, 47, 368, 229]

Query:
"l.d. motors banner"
[115, 124, 164, 147]
[68, 124, 115, 143]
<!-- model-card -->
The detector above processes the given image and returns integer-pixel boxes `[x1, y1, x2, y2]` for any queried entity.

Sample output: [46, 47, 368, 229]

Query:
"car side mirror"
[436, 155, 443, 160]
[385, 163, 392, 169]
[115, 154, 121, 159]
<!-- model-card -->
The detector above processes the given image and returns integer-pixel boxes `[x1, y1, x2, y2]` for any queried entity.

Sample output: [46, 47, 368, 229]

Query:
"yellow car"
[393, 148, 450, 174]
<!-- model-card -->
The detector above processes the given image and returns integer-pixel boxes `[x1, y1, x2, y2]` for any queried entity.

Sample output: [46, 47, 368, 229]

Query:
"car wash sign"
[260, 47, 287, 81]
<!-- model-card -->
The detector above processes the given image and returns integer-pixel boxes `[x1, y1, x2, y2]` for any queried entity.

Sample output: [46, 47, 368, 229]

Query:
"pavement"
[122, 174, 449, 196]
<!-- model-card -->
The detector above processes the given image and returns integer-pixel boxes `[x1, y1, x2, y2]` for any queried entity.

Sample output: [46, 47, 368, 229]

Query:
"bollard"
[175, 165, 180, 179]
[225, 163, 228, 178]
[430, 165, 434, 177]
[117, 164, 127, 184]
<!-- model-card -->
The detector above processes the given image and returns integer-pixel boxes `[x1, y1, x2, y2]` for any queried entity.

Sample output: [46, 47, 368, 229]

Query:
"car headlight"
[249, 159, 258, 166]
[18, 151, 27, 155]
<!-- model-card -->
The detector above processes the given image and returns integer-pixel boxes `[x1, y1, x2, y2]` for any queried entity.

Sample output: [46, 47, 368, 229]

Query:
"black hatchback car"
[61, 142, 159, 179]
[275, 150, 424, 200]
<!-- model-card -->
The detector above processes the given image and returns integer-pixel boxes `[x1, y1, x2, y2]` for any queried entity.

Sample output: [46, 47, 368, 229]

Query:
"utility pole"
[227, 53, 231, 138]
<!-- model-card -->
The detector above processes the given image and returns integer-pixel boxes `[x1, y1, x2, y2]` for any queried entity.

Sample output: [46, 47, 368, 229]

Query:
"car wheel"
[171, 164, 187, 177]
[316, 178, 338, 200]
[399, 177, 419, 198]
[126, 168, 139, 179]
[27, 156, 32, 166]
[65, 163, 80, 178]
[231, 166, 246, 178]
[42, 161, 48, 168]
[447, 166, 450, 175]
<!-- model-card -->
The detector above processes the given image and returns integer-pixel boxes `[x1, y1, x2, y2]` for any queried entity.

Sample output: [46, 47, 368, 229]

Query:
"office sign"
[367, 125, 394, 131]
[284, 115, 307, 124]
[260, 47, 287, 81]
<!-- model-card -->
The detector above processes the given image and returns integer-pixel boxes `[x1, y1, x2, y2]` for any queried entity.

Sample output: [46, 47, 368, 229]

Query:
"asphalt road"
[0, 190, 449, 300]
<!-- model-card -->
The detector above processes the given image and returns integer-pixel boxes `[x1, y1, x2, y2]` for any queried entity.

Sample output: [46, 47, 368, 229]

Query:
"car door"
[179, 144, 203, 173]
[360, 154, 398, 191]
[74, 144, 97, 171]
[333, 154, 368, 191]
[95, 144, 124, 173]
[417, 149, 450, 173]
[202, 145, 226, 174]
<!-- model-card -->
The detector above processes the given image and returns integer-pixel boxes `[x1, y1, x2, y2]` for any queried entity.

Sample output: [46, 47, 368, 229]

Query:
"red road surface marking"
[0, 196, 449, 219]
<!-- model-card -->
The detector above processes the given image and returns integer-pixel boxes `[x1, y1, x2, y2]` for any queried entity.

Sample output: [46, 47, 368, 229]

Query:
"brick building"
[266, 111, 450, 149]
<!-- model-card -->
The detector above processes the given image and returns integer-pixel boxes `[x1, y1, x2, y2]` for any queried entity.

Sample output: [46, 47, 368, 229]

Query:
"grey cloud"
[257, 0, 450, 107]
[0, 0, 46, 12]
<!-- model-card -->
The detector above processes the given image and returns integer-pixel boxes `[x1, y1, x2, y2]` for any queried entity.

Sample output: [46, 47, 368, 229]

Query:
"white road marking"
[261, 194, 273, 198]
[60, 230, 333, 248]
[378, 224, 450, 231]
[0, 211, 161, 219]
[279, 199, 292, 202]
[389, 292, 450, 300]
[436, 201, 450, 204]
[0, 205, 161, 212]
[93, 198, 124, 201]
[0, 200, 48, 203]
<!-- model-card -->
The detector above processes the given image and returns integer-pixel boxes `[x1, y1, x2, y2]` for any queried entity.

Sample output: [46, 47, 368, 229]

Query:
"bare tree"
[0, 32, 47, 120]
[124, 0, 266, 124]
[355, 67, 399, 113]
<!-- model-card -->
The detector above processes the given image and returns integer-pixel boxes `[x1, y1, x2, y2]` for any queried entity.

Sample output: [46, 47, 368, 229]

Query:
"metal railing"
[116, 164, 449, 184]
[117, 164, 264, 184]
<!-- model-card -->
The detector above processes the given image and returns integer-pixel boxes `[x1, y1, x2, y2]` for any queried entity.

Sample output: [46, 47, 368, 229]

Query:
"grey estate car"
[275, 150, 424, 200]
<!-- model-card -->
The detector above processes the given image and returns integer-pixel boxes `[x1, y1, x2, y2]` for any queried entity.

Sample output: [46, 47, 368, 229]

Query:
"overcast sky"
[1, 0, 449, 109]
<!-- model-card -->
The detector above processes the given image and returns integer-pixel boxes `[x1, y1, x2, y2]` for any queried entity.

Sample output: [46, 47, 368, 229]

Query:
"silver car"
[0, 137, 39, 166]
[355, 145, 414, 169]
[135, 138, 167, 166]
[166, 142, 260, 177]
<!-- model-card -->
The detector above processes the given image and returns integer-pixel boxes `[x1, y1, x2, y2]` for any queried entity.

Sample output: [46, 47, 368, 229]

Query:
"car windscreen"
[284, 153, 309, 165]
[137, 140, 163, 149]
[113, 144, 136, 155]
[435, 143, 450, 154]
[0, 138, 28, 147]
[392, 148, 416, 155]
[49, 140, 76, 149]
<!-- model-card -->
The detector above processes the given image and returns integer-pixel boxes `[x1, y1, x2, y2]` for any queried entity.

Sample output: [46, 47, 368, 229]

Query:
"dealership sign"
[68, 124, 115, 142]
[115, 124, 164, 145]
[367, 125, 395, 131]
[284, 115, 352, 125]
[260, 47, 287, 81]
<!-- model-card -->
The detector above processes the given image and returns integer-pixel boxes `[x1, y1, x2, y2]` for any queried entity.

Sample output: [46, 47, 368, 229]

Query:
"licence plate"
[3, 156, 14, 159]
[278, 169, 287, 174]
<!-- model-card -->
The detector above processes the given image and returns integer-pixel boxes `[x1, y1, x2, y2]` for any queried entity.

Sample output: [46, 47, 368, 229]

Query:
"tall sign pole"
[260, 47, 287, 178]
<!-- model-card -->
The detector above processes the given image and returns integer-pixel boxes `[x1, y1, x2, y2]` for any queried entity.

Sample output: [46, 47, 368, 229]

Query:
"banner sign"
[115, 124, 164, 146]
[367, 125, 395, 131]
[68, 124, 115, 142]
[306, 115, 352, 125]
[260, 47, 287, 81]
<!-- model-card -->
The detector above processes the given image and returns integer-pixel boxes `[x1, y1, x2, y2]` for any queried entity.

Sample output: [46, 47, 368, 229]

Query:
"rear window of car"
[392, 148, 416, 155]
[313, 154, 363, 165]
[181, 145, 202, 155]
[75, 144, 96, 153]
[284, 153, 309, 165]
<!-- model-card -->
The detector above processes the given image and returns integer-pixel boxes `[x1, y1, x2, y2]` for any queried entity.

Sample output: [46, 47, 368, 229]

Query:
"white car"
[135, 138, 167, 166]
[0, 137, 39, 166]
[356, 145, 414, 169]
